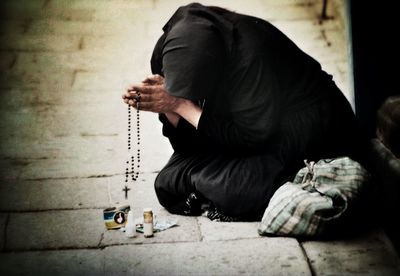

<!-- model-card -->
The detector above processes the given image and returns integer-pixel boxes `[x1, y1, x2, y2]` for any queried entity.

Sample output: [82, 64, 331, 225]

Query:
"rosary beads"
[123, 93, 141, 199]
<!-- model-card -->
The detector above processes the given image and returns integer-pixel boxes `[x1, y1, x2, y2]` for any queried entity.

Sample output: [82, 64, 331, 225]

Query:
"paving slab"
[0, 91, 152, 133]
[0, 110, 44, 140]
[50, 0, 155, 11]
[93, 3, 166, 22]
[13, 51, 131, 72]
[0, 0, 45, 20]
[0, 249, 104, 276]
[0, 91, 169, 162]
[72, 71, 132, 91]
[6, 209, 104, 250]
[0, 158, 23, 180]
[7, 137, 169, 180]
[0, 105, 118, 140]
[0, 91, 48, 113]
[273, 19, 342, 36]
[11, 156, 119, 181]
[0, 34, 81, 52]
[104, 238, 311, 276]
[0, 214, 8, 250]
[153, 0, 270, 23]
[302, 230, 400, 276]
[0, 112, 170, 180]
[197, 216, 260, 242]
[0, 178, 110, 211]
[0, 70, 73, 90]
[0, 52, 16, 71]
[0, 20, 27, 35]
[79, 35, 148, 56]
[107, 173, 163, 209]
[264, 5, 321, 21]
[27, 19, 125, 36]
[39, 6, 95, 22]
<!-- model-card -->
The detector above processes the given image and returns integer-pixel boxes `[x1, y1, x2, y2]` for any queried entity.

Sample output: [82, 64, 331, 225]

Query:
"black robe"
[151, 3, 358, 219]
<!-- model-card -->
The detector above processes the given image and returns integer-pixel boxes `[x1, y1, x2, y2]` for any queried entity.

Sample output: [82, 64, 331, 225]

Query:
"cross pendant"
[123, 185, 131, 200]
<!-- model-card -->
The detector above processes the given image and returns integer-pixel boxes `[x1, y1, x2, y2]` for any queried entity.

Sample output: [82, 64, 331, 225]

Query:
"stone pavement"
[0, 0, 399, 275]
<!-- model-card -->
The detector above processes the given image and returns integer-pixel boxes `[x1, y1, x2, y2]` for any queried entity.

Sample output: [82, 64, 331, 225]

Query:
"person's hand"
[122, 75, 164, 108]
[122, 75, 182, 114]
[142, 74, 164, 86]
[143, 75, 182, 127]
[122, 86, 140, 107]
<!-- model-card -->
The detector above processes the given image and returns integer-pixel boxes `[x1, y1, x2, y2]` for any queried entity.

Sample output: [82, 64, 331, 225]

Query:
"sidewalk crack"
[298, 240, 316, 276]
[25, 173, 123, 181]
[2, 214, 10, 252]
[195, 217, 204, 242]
[0, 207, 106, 213]
[71, 69, 87, 87]
[97, 232, 105, 248]
[8, 53, 17, 69]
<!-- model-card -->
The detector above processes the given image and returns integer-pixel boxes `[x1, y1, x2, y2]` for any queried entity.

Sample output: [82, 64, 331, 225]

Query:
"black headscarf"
[149, 3, 233, 101]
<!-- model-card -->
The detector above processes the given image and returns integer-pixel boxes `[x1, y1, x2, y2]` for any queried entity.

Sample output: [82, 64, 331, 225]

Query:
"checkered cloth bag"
[258, 157, 370, 237]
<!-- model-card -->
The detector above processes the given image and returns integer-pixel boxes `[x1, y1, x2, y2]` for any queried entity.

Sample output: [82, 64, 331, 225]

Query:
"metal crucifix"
[123, 185, 131, 200]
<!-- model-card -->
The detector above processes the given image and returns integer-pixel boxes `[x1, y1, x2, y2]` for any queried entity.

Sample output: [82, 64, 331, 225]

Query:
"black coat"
[151, 3, 358, 219]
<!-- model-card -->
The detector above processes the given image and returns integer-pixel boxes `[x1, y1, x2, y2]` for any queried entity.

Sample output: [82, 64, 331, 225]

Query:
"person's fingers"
[127, 75, 164, 90]
[125, 91, 143, 100]
[127, 92, 144, 102]
[126, 84, 135, 91]
[130, 85, 154, 94]
[123, 92, 131, 99]
[123, 98, 129, 104]
[126, 98, 150, 110]
[122, 92, 133, 99]
[126, 83, 142, 92]
[128, 100, 142, 111]
[142, 76, 155, 84]
[134, 101, 153, 112]
[143, 74, 163, 84]
[131, 85, 146, 93]
[136, 93, 151, 102]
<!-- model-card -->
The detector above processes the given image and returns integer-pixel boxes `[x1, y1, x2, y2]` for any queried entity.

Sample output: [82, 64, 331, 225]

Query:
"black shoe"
[206, 205, 241, 222]
[183, 192, 203, 216]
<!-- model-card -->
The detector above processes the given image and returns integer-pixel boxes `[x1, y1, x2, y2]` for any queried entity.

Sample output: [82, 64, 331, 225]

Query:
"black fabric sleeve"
[197, 54, 280, 153]
[196, 108, 276, 154]
[157, 18, 225, 153]
[160, 19, 279, 154]
[159, 114, 206, 153]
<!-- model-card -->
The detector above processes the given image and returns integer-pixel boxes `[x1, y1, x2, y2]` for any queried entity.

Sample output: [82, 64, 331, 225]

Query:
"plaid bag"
[258, 157, 370, 237]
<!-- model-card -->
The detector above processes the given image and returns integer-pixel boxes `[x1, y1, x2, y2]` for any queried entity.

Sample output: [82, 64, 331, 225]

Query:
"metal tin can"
[143, 208, 154, 238]
[103, 205, 130, 230]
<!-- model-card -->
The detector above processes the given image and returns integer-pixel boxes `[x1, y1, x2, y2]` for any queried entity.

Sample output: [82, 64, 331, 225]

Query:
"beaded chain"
[123, 93, 141, 199]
